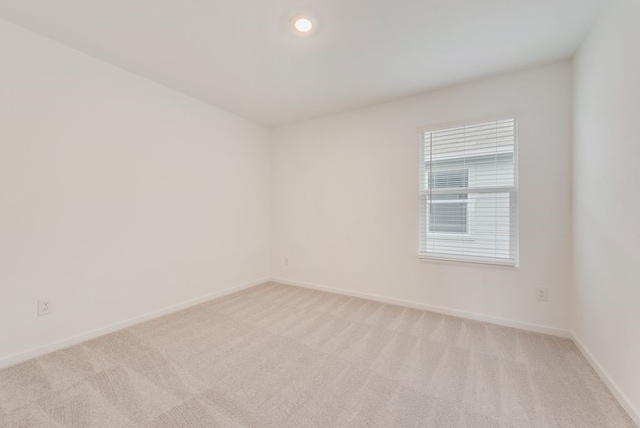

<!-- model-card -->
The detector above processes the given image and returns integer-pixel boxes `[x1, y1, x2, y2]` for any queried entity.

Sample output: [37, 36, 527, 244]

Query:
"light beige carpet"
[0, 282, 635, 427]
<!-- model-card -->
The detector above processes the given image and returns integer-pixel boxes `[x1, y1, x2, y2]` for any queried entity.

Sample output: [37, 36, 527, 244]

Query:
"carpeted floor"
[0, 282, 635, 427]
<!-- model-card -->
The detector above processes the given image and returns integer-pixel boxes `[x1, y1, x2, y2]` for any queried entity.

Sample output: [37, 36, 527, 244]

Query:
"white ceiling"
[0, 0, 606, 127]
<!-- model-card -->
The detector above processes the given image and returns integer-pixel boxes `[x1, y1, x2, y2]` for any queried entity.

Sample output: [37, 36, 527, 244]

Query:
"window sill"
[418, 254, 518, 267]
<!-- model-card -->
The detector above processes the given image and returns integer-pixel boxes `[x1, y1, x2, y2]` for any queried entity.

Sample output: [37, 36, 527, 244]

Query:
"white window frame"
[418, 115, 519, 267]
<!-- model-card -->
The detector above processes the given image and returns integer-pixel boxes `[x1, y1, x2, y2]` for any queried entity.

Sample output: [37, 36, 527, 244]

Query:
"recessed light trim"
[294, 17, 313, 33]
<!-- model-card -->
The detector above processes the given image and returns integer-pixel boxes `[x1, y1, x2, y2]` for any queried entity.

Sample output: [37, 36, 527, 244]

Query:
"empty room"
[0, 0, 638, 426]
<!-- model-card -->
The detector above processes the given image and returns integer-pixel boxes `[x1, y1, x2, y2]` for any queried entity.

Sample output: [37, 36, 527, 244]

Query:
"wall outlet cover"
[536, 287, 549, 302]
[38, 299, 53, 316]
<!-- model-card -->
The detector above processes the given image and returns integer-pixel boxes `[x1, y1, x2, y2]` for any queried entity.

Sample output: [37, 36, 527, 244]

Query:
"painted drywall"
[0, 19, 270, 363]
[271, 61, 573, 333]
[572, 0, 640, 421]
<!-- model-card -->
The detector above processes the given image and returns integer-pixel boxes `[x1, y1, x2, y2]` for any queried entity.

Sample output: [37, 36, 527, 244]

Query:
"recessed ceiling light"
[294, 17, 313, 33]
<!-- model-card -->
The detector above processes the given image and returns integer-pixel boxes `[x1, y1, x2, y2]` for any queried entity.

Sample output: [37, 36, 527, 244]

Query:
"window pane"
[430, 169, 469, 189]
[429, 202, 468, 233]
[429, 169, 469, 233]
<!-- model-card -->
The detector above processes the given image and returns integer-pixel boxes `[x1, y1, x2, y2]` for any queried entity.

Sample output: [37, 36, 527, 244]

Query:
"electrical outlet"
[284, 257, 289, 266]
[536, 287, 549, 302]
[38, 299, 53, 316]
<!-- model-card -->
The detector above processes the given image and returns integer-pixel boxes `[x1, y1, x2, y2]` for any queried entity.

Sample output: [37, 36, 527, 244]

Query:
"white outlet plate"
[284, 257, 289, 266]
[536, 287, 549, 302]
[38, 299, 53, 316]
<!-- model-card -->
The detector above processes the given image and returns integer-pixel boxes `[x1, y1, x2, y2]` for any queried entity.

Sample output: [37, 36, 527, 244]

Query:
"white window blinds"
[419, 117, 518, 266]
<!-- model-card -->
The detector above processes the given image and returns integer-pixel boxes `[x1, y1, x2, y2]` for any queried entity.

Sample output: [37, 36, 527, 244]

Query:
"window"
[419, 117, 518, 266]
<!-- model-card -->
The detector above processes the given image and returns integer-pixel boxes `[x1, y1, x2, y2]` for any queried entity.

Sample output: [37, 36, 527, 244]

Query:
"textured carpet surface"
[0, 282, 635, 427]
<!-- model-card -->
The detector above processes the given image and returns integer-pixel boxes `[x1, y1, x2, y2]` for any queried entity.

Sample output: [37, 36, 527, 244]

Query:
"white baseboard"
[571, 333, 640, 426]
[0, 277, 269, 370]
[270, 277, 571, 338]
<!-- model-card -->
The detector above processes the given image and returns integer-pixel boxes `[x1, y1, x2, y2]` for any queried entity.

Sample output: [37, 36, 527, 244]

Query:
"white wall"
[573, 0, 640, 421]
[0, 19, 270, 364]
[271, 61, 573, 334]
